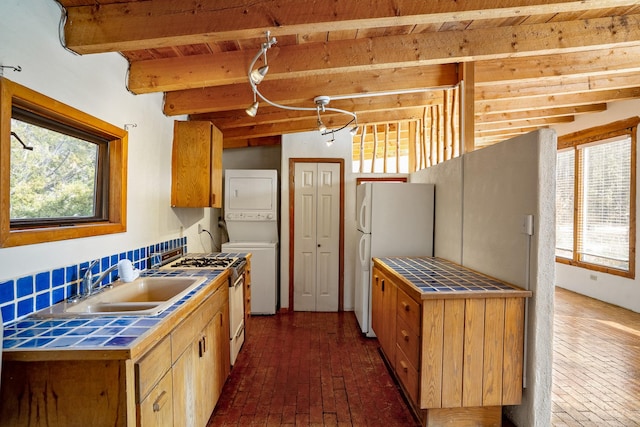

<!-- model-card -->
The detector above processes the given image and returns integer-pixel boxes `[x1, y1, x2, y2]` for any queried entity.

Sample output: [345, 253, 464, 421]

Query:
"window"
[1, 77, 127, 247]
[556, 117, 638, 278]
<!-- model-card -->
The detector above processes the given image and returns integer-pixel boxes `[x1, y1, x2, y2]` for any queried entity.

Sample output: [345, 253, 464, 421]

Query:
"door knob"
[317, 244, 321, 247]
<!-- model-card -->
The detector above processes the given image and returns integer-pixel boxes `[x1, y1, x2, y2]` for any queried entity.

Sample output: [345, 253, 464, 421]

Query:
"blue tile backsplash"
[1, 237, 187, 325]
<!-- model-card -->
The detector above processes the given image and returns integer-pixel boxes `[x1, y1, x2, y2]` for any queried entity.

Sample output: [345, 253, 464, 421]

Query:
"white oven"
[156, 250, 246, 365]
[228, 271, 245, 365]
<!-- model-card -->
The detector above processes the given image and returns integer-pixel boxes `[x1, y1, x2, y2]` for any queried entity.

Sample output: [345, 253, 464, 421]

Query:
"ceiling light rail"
[246, 31, 358, 136]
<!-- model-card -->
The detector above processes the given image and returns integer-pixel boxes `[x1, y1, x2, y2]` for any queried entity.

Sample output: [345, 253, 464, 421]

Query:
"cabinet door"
[382, 274, 397, 364]
[198, 318, 218, 427]
[371, 267, 384, 338]
[371, 267, 397, 362]
[172, 342, 198, 427]
[171, 120, 223, 208]
[139, 371, 173, 427]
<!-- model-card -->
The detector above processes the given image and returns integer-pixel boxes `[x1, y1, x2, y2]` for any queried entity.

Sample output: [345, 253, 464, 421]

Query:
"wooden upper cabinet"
[171, 120, 223, 208]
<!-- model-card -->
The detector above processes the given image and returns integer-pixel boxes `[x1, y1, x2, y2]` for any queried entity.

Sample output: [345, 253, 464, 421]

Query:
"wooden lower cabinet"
[371, 267, 396, 363]
[372, 260, 528, 427]
[0, 277, 230, 427]
[170, 284, 230, 427]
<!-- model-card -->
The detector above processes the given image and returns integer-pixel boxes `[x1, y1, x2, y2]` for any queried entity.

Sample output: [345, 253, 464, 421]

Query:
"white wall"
[412, 157, 464, 263]
[552, 100, 640, 313]
[413, 131, 556, 427]
[281, 130, 357, 310]
[0, 0, 215, 280]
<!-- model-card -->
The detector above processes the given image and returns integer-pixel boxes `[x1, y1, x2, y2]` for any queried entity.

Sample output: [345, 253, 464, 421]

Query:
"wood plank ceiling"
[56, 0, 640, 150]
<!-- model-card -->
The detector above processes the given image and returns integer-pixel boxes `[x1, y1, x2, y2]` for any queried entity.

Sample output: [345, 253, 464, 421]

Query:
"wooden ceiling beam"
[63, 0, 639, 53]
[475, 45, 640, 85]
[477, 71, 640, 100]
[128, 14, 640, 94]
[223, 135, 282, 150]
[475, 116, 574, 132]
[476, 86, 640, 114]
[164, 65, 459, 116]
[475, 104, 607, 123]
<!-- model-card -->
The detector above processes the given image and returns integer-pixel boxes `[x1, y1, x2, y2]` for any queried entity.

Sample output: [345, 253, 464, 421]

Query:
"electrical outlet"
[521, 215, 534, 235]
[198, 224, 203, 234]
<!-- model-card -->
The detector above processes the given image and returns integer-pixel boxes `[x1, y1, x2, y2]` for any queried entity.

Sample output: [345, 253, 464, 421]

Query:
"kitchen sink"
[34, 276, 207, 317]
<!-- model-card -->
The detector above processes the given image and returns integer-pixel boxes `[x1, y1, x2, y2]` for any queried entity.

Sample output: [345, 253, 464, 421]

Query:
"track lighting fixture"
[246, 31, 358, 136]
[245, 91, 259, 117]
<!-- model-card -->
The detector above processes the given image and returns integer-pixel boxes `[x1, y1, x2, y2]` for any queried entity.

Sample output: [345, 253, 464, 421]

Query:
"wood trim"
[288, 158, 345, 312]
[355, 177, 407, 185]
[557, 116, 639, 279]
[0, 77, 127, 248]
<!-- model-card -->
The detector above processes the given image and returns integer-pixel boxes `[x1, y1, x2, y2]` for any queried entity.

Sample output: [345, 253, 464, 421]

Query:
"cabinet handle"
[381, 279, 385, 292]
[199, 339, 203, 357]
[202, 335, 206, 353]
[402, 301, 410, 312]
[152, 390, 168, 412]
[401, 330, 410, 342]
[399, 360, 409, 373]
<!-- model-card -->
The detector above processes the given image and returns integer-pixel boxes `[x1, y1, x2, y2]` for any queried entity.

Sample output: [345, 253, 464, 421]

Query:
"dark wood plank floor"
[208, 288, 640, 426]
[208, 311, 418, 426]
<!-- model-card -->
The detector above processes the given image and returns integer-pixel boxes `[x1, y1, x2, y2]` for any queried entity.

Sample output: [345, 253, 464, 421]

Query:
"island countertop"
[373, 257, 532, 300]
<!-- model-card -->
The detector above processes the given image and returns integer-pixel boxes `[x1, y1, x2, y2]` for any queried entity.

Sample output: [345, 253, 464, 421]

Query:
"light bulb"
[245, 101, 259, 117]
[317, 118, 327, 133]
[250, 66, 269, 84]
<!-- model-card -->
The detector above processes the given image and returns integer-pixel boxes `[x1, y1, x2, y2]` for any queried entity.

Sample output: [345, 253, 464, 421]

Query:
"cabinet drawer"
[139, 370, 173, 427]
[396, 315, 420, 369]
[171, 281, 228, 362]
[395, 344, 419, 405]
[397, 288, 420, 335]
[172, 288, 216, 362]
[136, 336, 171, 403]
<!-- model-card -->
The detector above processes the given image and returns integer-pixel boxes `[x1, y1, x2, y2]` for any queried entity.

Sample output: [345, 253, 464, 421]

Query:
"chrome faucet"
[81, 260, 118, 297]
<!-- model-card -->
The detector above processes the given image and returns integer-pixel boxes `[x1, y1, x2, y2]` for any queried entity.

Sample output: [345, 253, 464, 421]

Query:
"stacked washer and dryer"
[222, 170, 279, 315]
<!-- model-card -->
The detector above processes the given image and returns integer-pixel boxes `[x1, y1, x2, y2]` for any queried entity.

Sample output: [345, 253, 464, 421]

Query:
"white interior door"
[293, 162, 340, 311]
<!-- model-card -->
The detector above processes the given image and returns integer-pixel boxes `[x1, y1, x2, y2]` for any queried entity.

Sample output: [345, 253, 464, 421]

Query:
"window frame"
[556, 117, 638, 279]
[0, 77, 128, 247]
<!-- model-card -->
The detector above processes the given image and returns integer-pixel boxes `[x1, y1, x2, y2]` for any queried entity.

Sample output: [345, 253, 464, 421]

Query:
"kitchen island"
[372, 257, 532, 427]
[0, 269, 230, 427]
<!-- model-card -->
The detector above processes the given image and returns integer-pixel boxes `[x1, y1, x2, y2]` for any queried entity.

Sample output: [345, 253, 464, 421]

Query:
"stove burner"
[169, 257, 235, 269]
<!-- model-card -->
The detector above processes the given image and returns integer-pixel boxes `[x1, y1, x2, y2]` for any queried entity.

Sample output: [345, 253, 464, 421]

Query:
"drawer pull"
[402, 301, 410, 311]
[152, 390, 168, 412]
[399, 360, 409, 373]
[401, 330, 410, 341]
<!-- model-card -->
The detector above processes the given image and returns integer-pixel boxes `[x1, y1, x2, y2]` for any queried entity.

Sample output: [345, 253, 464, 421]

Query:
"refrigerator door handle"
[358, 197, 368, 231]
[358, 233, 370, 270]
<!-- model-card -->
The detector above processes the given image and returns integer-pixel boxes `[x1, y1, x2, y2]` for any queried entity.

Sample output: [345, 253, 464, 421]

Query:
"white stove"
[154, 249, 246, 366]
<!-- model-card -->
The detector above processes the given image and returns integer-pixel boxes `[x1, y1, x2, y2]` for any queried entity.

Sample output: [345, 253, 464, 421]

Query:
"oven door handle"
[233, 276, 244, 288]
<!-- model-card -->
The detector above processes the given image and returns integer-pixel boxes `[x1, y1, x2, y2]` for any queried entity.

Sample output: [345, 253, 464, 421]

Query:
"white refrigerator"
[354, 182, 435, 337]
